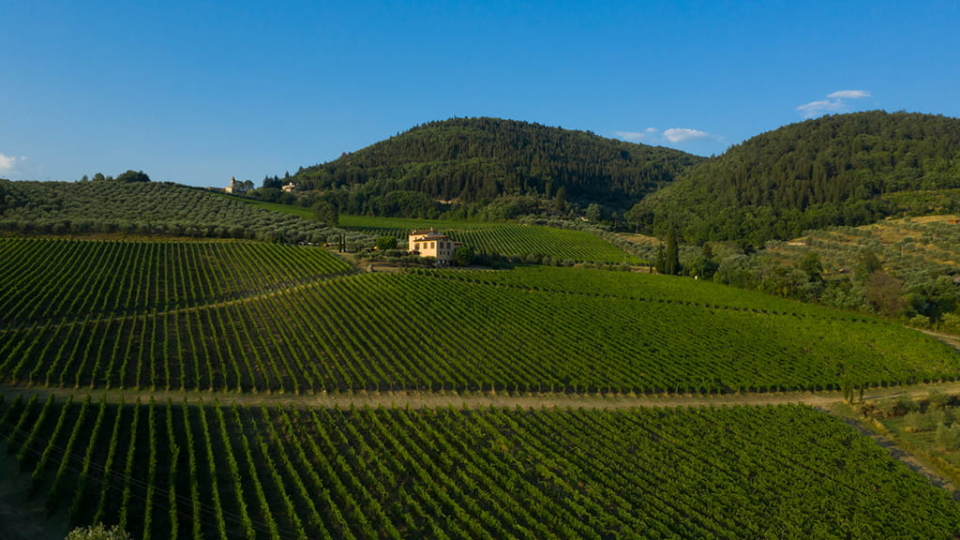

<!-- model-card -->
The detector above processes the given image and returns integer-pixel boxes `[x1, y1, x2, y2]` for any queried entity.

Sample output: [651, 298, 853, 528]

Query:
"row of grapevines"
[0, 238, 352, 327]
[415, 265, 862, 319]
[2, 272, 958, 394]
[2, 396, 960, 539]
[448, 225, 642, 264]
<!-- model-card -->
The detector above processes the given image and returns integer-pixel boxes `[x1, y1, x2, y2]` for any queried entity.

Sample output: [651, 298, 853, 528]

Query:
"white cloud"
[797, 90, 872, 118]
[796, 99, 848, 118]
[615, 126, 718, 146]
[663, 128, 711, 143]
[613, 131, 648, 142]
[827, 90, 870, 99]
[0, 153, 26, 174]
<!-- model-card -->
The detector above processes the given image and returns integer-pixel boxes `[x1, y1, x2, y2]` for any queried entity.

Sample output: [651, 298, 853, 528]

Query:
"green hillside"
[5, 113, 960, 538]
[636, 111, 960, 244]
[0, 179, 365, 244]
[290, 117, 705, 209]
[2, 238, 956, 394]
[4, 398, 960, 540]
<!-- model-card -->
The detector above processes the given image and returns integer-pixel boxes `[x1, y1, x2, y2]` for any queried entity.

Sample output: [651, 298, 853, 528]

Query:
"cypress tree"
[664, 229, 681, 276]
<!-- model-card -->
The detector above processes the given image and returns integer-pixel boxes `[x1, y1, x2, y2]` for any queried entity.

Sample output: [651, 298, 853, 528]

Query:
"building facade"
[408, 229, 461, 265]
[225, 177, 251, 194]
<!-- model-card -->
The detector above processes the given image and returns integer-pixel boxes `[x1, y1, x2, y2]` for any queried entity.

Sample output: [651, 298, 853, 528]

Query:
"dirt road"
[2, 380, 958, 410]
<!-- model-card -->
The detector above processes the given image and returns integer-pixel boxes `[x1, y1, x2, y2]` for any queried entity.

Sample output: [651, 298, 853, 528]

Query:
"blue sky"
[2, 0, 958, 187]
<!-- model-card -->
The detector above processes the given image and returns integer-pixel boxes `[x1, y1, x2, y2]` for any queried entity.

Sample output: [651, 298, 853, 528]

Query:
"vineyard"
[0, 238, 353, 327]
[417, 265, 860, 317]
[1, 238, 958, 394]
[2, 396, 959, 540]
[0, 180, 368, 244]
[447, 225, 642, 264]
[338, 215, 642, 264]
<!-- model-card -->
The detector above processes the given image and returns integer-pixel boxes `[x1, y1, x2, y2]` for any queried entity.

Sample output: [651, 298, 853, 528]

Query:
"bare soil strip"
[3, 380, 960, 409]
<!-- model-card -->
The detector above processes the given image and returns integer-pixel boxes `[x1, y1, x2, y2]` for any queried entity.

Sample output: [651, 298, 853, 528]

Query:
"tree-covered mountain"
[289, 117, 705, 212]
[633, 111, 960, 244]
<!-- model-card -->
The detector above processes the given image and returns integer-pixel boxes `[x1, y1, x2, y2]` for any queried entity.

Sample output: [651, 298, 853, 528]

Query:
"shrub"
[927, 389, 951, 409]
[65, 524, 133, 540]
[904, 411, 934, 432]
[934, 422, 960, 451]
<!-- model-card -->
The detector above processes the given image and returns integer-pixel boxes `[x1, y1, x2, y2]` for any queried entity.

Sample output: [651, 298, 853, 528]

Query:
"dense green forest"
[280, 117, 704, 216]
[632, 111, 960, 244]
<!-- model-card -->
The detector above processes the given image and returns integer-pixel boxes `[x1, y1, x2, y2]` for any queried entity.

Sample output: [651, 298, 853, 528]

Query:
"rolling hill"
[289, 117, 706, 210]
[634, 111, 960, 244]
[4, 113, 960, 539]
[0, 179, 363, 244]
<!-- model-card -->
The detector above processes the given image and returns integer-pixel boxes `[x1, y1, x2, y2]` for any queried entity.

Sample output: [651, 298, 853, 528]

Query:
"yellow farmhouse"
[408, 229, 461, 265]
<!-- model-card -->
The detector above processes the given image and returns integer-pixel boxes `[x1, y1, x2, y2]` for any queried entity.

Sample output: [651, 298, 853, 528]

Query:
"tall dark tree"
[114, 170, 151, 183]
[799, 252, 824, 282]
[664, 229, 681, 276]
[585, 203, 602, 222]
[376, 235, 397, 251]
[312, 201, 339, 226]
[553, 186, 568, 212]
[855, 251, 883, 280]
[454, 245, 475, 267]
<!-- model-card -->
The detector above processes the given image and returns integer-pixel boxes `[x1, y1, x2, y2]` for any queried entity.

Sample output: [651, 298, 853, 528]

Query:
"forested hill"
[291, 117, 705, 207]
[636, 111, 960, 244]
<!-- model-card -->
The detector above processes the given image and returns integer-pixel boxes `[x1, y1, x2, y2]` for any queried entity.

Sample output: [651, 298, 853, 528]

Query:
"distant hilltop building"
[225, 177, 251, 194]
[408, 228, 461, 265]
[282, 182, 298, 193]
